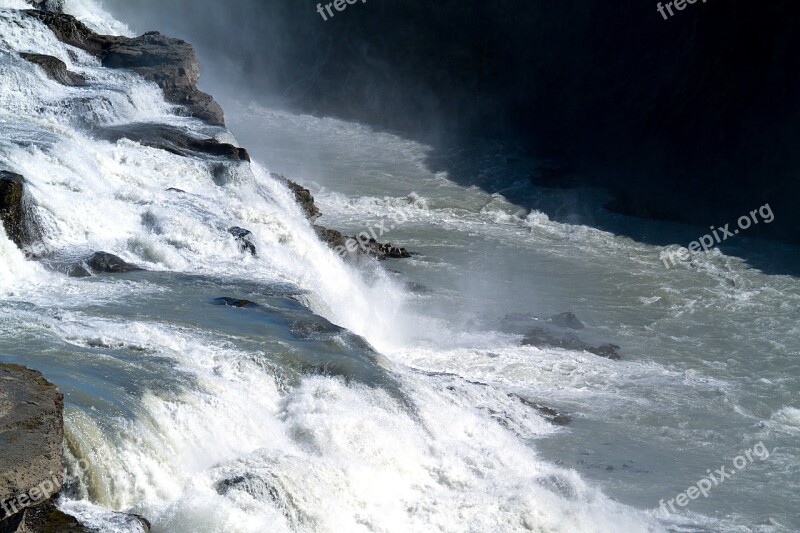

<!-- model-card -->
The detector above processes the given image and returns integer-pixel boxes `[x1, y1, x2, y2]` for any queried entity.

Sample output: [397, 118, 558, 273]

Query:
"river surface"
[0, 2, 798, 532]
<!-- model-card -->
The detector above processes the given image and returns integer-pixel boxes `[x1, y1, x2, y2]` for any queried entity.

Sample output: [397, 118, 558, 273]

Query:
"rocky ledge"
[19, 53, 85, 86]
[0, 364, 150, 533]
[272, 173, 412, 261]
[23, 10, 224, 125]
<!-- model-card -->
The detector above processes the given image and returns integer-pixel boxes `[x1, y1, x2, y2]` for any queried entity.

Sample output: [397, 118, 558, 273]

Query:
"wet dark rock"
[312, 225, 347, 248]
[521, 327, 621, 360]
[548, 312, 585, 330]
[512, 394, 572, 426]
[0, 364, 64, 524]
[9, 500, 89, 532]
[313, 225, 411, 261]
[228, 227, 256, 256]
[271, 173, 412, 260]
[19, 53, 85, 86]
[272, 174, 321, 221]
[84, 252, 143, 274]
[66, 265, 92, 278]
[165, 187, 186, 193]
[0, 171, 41, 253]
[499, 312, 619, 360]
[24, 11, 224, 125]
[212, 297, 259, 308]
[100, 124, 249, 162]
[290, 319, 345, 339]
[24, 0, 63, 12]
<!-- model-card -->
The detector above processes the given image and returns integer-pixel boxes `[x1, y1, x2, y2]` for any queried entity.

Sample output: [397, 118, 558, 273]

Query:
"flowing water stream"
[0, 2, 797, 532]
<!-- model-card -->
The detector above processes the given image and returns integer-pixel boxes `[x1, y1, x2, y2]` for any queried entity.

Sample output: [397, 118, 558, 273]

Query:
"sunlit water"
[0, 2, 797, 532]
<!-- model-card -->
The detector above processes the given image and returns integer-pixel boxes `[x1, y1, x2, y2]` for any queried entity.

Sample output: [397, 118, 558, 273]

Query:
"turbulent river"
[0, 1, 798, 532]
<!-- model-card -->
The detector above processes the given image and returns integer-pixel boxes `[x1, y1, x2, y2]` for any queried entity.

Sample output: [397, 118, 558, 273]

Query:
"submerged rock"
[19, 53, 85, 86]
[212, 297, 258, 308]
[548, 312, 585, 330]
[84, 252, 143, 274]
[228, 227, 257, 256]
[512, 394, 572, 426]
[100, 124, 249, 162]
[0, 171, 41, 253]
[500, 312, 620, 360]
[521, 327, 621, 360]
[24, 11, 224, 125]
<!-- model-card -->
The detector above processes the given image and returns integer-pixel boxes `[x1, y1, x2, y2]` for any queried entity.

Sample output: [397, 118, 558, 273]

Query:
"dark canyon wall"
[104, 0, 800, 243]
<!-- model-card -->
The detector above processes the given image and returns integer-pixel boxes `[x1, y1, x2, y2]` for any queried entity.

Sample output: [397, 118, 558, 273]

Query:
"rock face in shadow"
[0, 172, 41, 253]
[0, 364, 64, 526]
[99, 124, 249, 161]
[19, 53, 85, 86]
[24, 10, 224, 125]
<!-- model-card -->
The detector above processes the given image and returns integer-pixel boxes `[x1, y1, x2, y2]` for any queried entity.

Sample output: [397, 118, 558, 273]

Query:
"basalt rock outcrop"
[23, 0, 63, 12]
[0, 364, 66, 532]
[0, 364, 151, 532]
[269, 173, 411, 260]
[24, 10, 224, 126]
[99, 124, 249, 162]
[312, 225, 410, 261]
[275, 177, 321, 222]
[19, 53, 85, 86]
[0, 172, 41, 254]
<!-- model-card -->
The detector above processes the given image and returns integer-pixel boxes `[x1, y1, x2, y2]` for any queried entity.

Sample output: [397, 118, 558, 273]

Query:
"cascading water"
[3, 1, 798, 532]
[0, 2, 666, 532]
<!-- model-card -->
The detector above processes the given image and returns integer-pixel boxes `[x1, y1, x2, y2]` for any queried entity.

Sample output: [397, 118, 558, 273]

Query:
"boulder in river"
[0, 171, 41, 253]
[228, 227, 257, 256]
[313, 225, 411, 261]
[19, 53, 85, 86]
[548, 312, 585, 330]
[100, 124, 249, 162]
[84, 252, 143, 274]
[499, 312, 621, 360]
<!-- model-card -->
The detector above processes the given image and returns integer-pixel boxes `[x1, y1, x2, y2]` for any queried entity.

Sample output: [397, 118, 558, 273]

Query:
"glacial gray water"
[0, 1, 798, 532]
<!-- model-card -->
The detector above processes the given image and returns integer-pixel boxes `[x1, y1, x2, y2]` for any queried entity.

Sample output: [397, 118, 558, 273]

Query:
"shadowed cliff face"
[104, 0, 800, 244]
